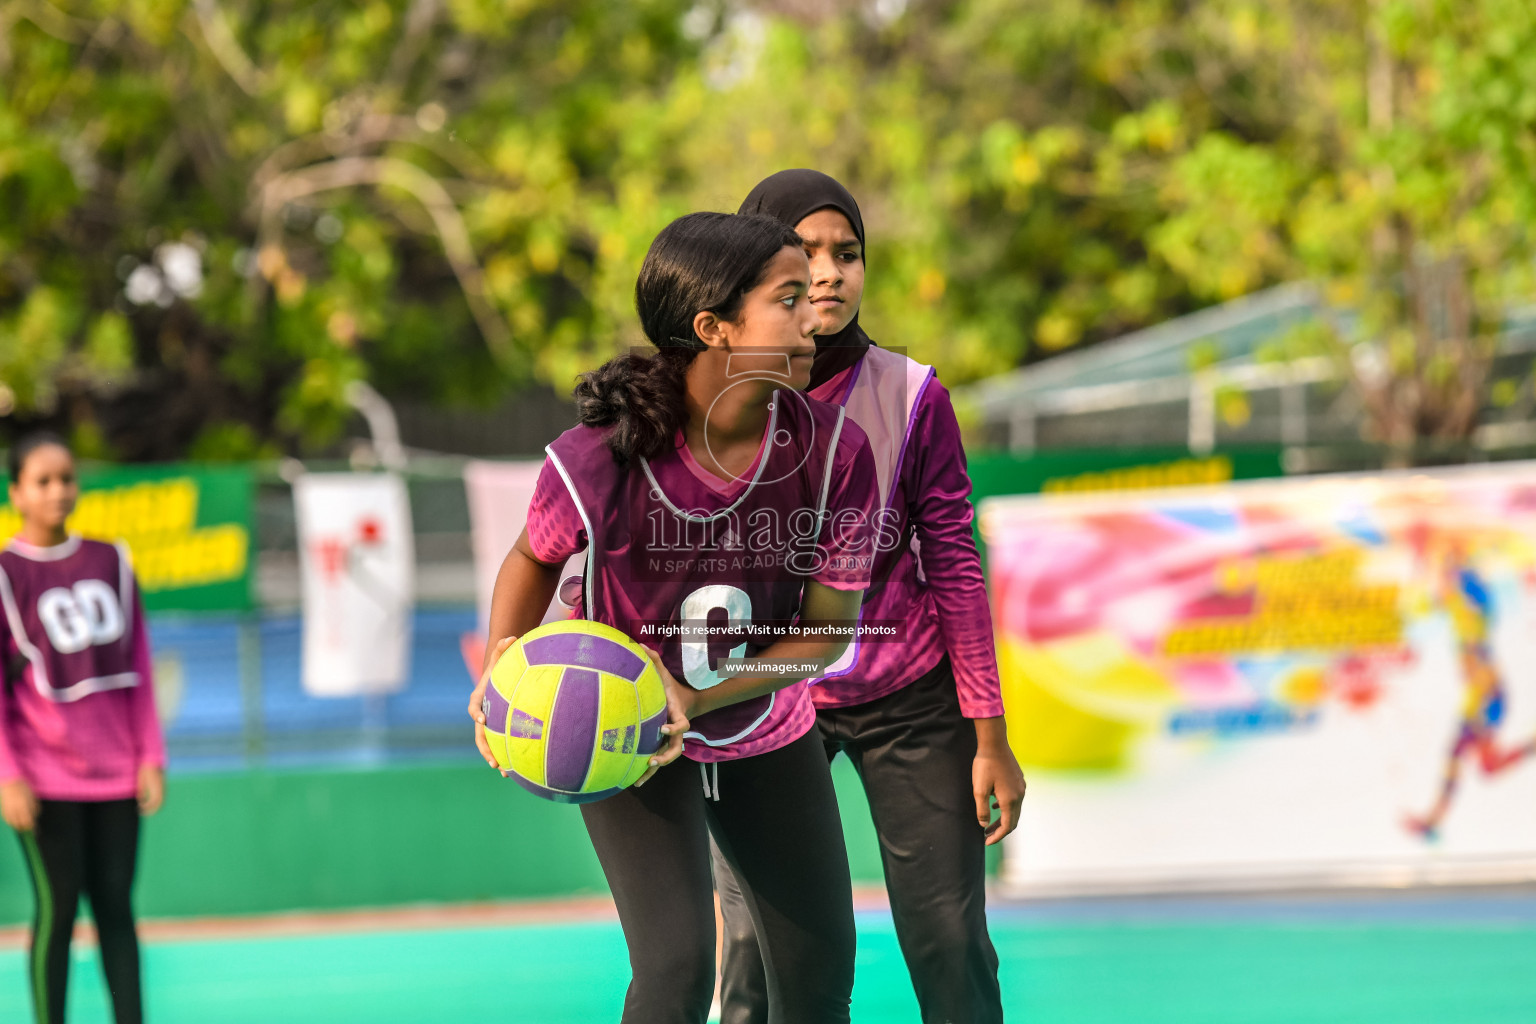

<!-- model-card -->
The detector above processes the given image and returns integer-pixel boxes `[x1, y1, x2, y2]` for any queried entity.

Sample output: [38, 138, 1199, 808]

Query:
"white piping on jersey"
[0, 564, 46, 689]
[884, 366, 935, 513]
[803, 406, 861, 681]
[639, 398, 781, 523]
[683, 407, 846, 748]
[116, 540, 135, 655]
[0, 554, 139, 704]
[49, 672, 139, 701]
[682, 690, 775, 748]
[814, 407, 847, 519]
[837, 349, 934, 513]
[544, 446, 598, 616]
[815, 350, 934, 681]
[4, 535, 82, 561]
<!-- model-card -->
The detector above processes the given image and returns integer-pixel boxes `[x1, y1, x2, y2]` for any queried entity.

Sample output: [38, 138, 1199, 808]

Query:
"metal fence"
[963, 284, 1536, 460]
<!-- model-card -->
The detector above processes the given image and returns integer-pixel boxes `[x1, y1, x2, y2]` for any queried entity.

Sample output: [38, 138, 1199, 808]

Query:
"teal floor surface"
[3, 895, 1534, 1022]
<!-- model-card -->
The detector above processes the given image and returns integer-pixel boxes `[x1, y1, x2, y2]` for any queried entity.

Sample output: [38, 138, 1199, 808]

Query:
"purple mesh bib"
[546, 391, 853, 756]
[0, 538, 140, 703]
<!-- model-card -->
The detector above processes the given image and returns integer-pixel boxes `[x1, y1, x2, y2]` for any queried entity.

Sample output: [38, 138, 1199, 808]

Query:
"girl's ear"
[693, 310, 731, 351]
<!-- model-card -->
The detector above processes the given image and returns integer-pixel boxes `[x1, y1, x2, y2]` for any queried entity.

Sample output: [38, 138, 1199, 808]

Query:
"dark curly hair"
[574, 212, 801, 464]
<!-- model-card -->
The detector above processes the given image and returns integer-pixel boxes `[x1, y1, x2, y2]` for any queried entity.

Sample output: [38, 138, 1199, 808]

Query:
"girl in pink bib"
[0, 432, 165, 1024]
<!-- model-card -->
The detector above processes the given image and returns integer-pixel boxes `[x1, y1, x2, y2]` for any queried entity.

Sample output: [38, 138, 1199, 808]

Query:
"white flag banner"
[294, 472, 414, 697]
[459, 459, 582, 682]
[463, 459, 582, 632]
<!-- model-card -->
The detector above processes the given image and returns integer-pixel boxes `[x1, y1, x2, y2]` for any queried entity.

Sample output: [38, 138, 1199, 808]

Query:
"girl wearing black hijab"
[714, 170, 1026, 1024]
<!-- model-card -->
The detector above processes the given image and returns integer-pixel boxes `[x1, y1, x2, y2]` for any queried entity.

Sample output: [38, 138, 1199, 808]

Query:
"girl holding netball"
[0, 432, 166, 1024]
[715, 170, 1027, 1024]
[469, 211, 879, 1024]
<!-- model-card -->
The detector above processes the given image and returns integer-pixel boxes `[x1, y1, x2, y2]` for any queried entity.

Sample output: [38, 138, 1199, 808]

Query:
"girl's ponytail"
[573, 347, 694, 464]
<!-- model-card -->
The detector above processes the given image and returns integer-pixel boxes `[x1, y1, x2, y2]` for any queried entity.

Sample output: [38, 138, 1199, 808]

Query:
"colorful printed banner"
[294, 473, 414, 697]
[982, 465, 1536, 891]
[0, 463, 253, 612]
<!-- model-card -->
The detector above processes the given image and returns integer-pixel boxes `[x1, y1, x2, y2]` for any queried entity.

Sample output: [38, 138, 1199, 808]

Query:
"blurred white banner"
[461, 460, 583, 675]
[294, 473, 414, 697]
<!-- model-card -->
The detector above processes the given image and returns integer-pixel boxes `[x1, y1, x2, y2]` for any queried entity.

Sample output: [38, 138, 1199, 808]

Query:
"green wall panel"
[0, 758, 888, 925]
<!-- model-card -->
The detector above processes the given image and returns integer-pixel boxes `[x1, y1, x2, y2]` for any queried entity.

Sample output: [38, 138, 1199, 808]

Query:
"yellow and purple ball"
[482, 620, 668, 804]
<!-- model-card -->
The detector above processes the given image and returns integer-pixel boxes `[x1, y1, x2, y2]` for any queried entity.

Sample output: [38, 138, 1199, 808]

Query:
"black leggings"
[715, 658, 1002, 1024]
[580, 727, 855, 1024]
[16, 799, 143, 1024]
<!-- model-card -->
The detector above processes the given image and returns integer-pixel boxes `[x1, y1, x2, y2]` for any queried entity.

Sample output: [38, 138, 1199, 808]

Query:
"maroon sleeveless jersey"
[0, 537, 140, 703]
[544, 391, 878, 761]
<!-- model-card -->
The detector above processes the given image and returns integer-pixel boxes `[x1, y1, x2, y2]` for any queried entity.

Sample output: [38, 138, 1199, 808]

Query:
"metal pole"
[237, 613, 265, 764]
[345, 379, 407, 762]
[1008, 402, 1036, 454]
[361, 692, 389, 762]
[1188, 372, 1217, 455]
[1281, 376, 1307, 447]
[345, 380, 407, 472]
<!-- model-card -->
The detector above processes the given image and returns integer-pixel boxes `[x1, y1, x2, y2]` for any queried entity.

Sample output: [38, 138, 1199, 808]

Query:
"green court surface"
[3, 894, 1534, 1023]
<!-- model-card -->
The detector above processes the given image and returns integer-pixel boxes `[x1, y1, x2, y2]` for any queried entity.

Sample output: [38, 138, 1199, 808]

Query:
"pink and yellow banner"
[983, 466, 1536, 891]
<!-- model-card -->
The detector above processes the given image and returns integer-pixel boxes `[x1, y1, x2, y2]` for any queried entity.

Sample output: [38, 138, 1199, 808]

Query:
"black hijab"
[738, 169, 873, 390]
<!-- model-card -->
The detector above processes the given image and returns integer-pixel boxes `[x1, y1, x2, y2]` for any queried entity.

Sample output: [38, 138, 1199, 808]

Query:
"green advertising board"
[968, 446, 1286, 503]
[0, 463, 253, 612]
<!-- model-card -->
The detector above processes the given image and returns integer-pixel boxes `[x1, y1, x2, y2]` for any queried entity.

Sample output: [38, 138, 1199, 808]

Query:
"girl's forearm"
[685, 581, 864, 716]
[483, 533, 565, 675]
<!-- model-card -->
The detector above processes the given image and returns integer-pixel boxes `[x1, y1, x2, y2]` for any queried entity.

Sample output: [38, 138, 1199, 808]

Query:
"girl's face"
[9, 444, 78, 533]
[708, 245, 820, 390]
[794, 208, 864, 336]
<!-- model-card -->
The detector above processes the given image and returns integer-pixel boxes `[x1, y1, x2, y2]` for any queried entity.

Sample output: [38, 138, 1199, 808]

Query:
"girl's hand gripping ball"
[468, 621, 688, 802]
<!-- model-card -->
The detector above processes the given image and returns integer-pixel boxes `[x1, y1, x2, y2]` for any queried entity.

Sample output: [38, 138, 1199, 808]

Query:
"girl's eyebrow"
[805, 236, 861, 250]
[771, 276, 808, 291]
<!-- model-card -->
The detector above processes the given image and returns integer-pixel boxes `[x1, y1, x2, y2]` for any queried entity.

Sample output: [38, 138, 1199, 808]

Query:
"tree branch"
[12, 0, 93, 43]
[188, 0, 267, 96]
[384, 0, 441, 94]
[251, 112, 494, 194]
[255, 155, 513, 359]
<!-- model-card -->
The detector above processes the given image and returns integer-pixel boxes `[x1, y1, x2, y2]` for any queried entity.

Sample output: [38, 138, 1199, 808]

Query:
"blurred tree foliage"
[0, 0, 703, 458]
[1, 0, 1532, 458]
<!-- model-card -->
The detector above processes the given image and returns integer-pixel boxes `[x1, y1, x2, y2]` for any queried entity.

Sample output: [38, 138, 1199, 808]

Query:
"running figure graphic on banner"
[1404, 533, 1536, 840]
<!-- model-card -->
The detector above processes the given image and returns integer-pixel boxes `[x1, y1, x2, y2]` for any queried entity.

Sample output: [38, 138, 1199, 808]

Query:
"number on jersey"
[680, 584, 750, 690]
